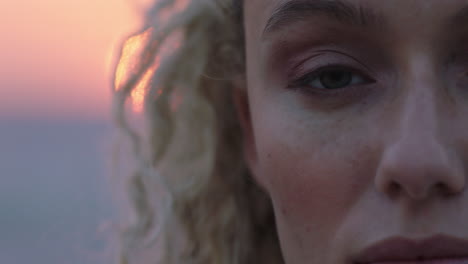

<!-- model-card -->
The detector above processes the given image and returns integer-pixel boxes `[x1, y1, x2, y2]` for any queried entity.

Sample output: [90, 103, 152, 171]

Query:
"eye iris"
[319, 70, 352, 89]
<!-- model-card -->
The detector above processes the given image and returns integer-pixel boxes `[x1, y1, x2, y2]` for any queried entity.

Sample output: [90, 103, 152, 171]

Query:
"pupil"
[320, 70, 352, 89]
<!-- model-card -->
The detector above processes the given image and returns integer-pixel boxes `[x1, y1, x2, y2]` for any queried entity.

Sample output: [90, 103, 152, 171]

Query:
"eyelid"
[286, 49, 376, 80]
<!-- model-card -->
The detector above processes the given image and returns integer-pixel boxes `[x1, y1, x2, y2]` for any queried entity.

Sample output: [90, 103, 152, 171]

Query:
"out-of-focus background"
[0, 0, 146, 263]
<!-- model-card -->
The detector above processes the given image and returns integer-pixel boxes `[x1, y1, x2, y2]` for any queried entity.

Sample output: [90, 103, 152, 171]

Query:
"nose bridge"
[374, 54, 465, 201]
[398, 68, 438, 145]
[393, 51, 442, 158]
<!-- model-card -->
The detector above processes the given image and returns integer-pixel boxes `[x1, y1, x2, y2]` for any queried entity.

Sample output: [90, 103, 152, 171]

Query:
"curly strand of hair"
[112, 0, 284, 263]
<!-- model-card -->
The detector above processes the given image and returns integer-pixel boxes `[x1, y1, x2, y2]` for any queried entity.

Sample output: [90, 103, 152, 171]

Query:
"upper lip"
[353, 234, 468, 263]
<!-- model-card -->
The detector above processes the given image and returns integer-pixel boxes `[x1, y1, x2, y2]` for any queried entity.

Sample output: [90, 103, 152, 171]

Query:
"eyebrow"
[262, 0, 383, 39]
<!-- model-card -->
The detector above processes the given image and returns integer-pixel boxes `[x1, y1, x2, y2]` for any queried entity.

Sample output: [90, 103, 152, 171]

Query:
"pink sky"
[0, 0, 144, 120]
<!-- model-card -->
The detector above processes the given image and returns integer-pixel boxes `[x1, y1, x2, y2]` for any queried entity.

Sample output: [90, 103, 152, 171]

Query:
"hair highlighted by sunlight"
[112, 0, 284, 263]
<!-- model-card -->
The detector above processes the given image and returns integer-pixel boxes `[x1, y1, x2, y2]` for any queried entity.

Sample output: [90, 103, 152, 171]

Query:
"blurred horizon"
[0, 0, 146, 263]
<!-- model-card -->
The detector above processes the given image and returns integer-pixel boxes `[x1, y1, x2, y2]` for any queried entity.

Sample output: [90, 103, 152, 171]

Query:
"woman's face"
[238, 0, 468, 263]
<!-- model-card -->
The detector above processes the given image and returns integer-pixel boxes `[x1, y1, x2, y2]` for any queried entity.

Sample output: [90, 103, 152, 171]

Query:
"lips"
[353, 234, 468, 264]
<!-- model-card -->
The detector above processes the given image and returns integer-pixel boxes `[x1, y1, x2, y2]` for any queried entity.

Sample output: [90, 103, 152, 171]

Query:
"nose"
[374, 84, 465, 201]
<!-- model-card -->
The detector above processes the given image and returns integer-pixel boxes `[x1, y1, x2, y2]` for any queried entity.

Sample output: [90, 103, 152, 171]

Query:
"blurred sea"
[0, 118, 116, 264]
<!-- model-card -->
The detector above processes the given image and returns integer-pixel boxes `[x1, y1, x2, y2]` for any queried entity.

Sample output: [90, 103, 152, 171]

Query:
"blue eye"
[301, 67, 370, 90]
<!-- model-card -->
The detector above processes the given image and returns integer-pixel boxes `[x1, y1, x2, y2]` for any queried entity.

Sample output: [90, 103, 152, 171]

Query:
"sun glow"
[114, 28, 154, 113]
[114, 29, 151, 91]
[131, 64, 157, 113]
[114, 0, 187, 114]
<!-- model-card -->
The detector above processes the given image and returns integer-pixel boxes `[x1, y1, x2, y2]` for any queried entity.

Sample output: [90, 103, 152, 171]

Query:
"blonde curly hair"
[112, 0, 284, 263]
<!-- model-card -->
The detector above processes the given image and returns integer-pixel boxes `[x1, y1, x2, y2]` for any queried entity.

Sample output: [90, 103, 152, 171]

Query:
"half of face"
[236, 0, 468, 263]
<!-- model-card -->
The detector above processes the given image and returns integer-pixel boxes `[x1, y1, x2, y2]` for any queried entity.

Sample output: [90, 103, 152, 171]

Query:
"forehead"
[243, 0, 468, 40]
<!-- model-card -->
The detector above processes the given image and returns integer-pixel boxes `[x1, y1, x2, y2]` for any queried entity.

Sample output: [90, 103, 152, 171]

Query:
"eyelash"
[287, 64, 375, 97]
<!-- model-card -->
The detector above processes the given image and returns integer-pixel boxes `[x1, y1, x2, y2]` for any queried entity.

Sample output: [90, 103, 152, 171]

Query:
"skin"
[234, 0, 468, 263]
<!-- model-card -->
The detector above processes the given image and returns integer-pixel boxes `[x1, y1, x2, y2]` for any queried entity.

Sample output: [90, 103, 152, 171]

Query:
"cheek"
[251, 104, 376, 259]
[262, 134, 361, 235]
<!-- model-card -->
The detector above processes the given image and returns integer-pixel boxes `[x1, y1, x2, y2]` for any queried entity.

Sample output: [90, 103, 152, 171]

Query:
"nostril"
[435, 182, 449, 198]
[387, 181, 400, 198]
[435, 181, 460, 198]
[389, 182, 399, 191]
[435, 182, 445, 191]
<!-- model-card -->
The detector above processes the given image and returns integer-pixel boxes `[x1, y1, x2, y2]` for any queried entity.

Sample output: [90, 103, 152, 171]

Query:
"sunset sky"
[0, 2, 158, 263]
[0, 0, 145, 120]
